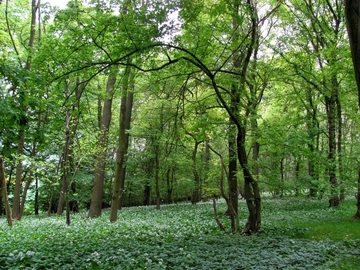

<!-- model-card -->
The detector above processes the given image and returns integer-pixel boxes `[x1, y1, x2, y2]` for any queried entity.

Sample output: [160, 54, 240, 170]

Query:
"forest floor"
[0, 197, 359, 269]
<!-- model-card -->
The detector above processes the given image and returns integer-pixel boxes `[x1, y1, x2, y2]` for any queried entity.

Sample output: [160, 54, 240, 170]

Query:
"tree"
[88, 67, 117, 218]
[344, 0, 360, 218]
[0, 157, 12, 226]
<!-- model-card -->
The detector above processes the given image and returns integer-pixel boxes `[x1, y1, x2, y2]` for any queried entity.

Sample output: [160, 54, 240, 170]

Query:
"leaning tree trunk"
[88, 70, 116, 218]
[208, 144, 230, 208]
[237, 127, 261, 234]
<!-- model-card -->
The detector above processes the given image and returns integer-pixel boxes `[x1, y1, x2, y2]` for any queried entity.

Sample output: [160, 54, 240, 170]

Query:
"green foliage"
[1, 198, 359, 269]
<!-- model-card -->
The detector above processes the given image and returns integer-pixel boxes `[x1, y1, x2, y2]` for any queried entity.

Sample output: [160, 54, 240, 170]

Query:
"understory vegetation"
[1, 198, 359, 270]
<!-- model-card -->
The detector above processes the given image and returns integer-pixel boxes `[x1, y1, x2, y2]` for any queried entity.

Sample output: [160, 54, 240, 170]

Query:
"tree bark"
[11, 0, 40, 221]
[354, 168, 360, 219]
[325, 90, 339, 207]
[110, 64, 133, 222]
[344, 0, 360, 218]
[57, 80, 83, 223]
[344, 0, 360, 108]
[119, 90, 134, 208]
[88, 70, 117, 218]
[0, 157, 12, 226]
[208, 145, 230, 208]
[191, 140, 202, 204]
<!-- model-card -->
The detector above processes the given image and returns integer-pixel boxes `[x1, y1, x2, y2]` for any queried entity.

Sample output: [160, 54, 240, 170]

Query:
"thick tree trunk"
[325, 91, 340, 207]
[110, 64, 133, 222]
[354, 168, 360, 219]
[228, 122, 238, 232]
[238, 128, 261, 234]
[118, 91, 134, 209]
[1, 157, 12, 226]
[0, 192, 3, 216]
[88, 72, 116, 218]
[344, 0, 360, 217]
[144, 181, 151, 206]
[12, 0, 40, 221]
[344, 0, 360, 107]
[166, 168, 174, 204]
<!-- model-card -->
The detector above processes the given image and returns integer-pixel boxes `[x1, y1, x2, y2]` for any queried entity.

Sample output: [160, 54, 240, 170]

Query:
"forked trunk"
[237, 130, 261, 234]
[88, 71, 116, 218]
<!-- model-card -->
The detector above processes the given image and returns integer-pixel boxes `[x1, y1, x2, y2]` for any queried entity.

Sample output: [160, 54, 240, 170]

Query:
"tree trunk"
[12, 130, 25, 220]
[119, 90, 134, 209]
[344, 0, 360, 217]
[110, 64, 133, 222]
[166, 168, 174, 204]
[325, 91, 339, 207]
[344, 0, 360, 108]
[0, 157, 12, 226]
[0, 191, 3, 216]
[191, 141, 202, 204]
[144, 181, 151, 206]
[57, 80, 82, 221]
[35, 174, 39, 215]
[12, 0, 40, 221]
[88, 70, 116, 218]
[336, 93, 344, 201]
[155, 146, 161, 210]
[208, 145, 230, 207]
[228, 120, 238, 232]
[354, 168, 360, 219]
[306, 87, 320, 197]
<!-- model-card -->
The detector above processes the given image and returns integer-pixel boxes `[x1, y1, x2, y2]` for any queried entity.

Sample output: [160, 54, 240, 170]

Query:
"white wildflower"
[26, 251, 35, 256]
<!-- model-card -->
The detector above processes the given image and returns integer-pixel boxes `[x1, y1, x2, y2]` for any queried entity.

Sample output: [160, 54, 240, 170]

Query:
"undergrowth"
[0, 198, 359, 269]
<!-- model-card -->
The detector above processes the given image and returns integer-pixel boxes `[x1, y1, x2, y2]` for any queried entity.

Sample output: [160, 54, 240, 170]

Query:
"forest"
[1, 0, 360, 268]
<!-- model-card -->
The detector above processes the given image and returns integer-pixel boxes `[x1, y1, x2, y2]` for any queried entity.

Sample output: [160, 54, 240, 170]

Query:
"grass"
[0, 198, 359, 269]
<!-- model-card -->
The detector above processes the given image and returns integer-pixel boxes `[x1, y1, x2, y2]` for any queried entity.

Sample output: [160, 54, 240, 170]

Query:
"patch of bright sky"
[44, 0, 68, 9]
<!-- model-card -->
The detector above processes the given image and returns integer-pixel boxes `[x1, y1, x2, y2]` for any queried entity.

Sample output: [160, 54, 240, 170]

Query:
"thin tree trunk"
[155, 146, 161, 210]
[336, 93, 344, 201]
[35, 174, 39, 215]
[0, 157, 12, 226]
[57, 80, 82, 220]
[208, 145, 230, 208]
[88, 70, 116, 218]
[191, 141, 202, 204]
